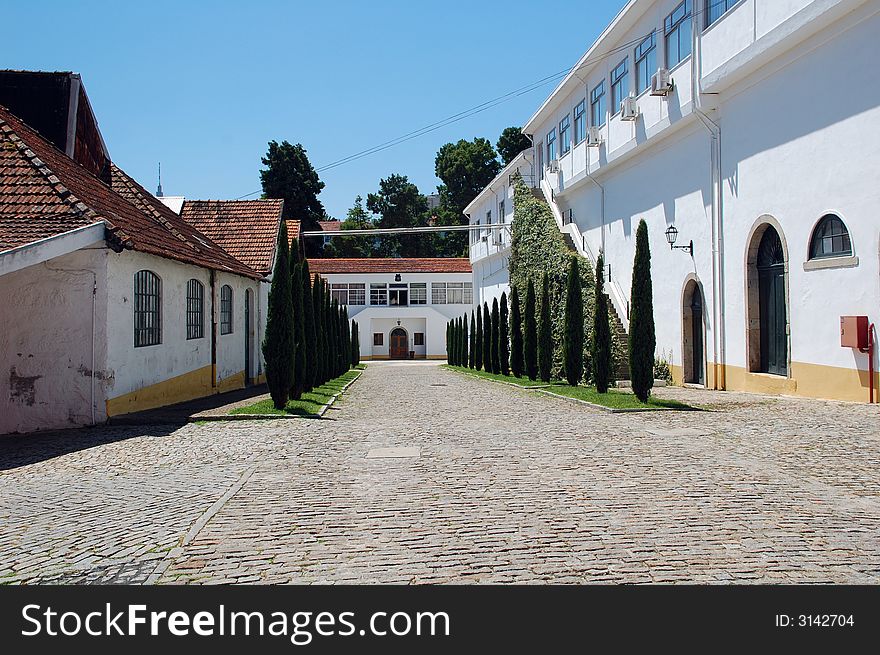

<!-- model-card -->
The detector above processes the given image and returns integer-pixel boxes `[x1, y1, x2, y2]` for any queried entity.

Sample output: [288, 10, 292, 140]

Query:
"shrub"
[592, 252, 612, 393]
[563, 256, 585, 386]
[509, 286, 523, 378]
[262, 223, 295, 409]
[629, 219, 656, 402]
[499, 292, 510, 376]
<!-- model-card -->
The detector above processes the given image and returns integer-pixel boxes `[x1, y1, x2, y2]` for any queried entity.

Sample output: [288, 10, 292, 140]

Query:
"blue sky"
[5, 0, 624, 220]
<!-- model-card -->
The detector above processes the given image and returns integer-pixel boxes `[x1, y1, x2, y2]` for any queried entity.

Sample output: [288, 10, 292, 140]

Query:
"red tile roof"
[318, 220, 342, 232]
[287, 219, 301, 242]
[0, 104, 261, 279]
[179, 199, 284, 276]
[307, 258, 472, 274]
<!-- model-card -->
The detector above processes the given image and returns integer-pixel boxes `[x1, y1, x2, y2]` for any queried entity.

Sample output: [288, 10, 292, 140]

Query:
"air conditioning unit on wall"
[548, 159, 559, 173]
[651, 68, 674, 96]
[586, 126, 603, 147]
[621, 96, 639, 121]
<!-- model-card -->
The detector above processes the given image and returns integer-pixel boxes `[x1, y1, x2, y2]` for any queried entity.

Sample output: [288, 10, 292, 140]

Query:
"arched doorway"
[682, 279, 705, 385]
[746, 220, 789, 377]
[757, 227, 787, 375]
[389, 327, 409, 359]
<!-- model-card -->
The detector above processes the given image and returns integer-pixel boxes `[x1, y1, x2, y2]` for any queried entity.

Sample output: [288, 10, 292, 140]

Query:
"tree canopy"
[366, 173, 433, 257]
[497, 127, 532, 166]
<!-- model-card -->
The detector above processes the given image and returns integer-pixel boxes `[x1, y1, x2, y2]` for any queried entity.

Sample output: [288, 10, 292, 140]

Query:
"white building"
[464, 149, 535, 307]
[308, 258, 473, 360]
[469, 0, 880, 403]
[0, 73, 280, 434]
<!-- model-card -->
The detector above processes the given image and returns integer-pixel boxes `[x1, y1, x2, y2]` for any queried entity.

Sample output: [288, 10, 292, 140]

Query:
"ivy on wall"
[509, 178, 625, 382]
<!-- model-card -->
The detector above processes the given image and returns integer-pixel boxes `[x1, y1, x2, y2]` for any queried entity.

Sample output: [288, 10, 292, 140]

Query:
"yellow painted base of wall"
[670, 360, 878, 403]
[361, 355, 442, 361]
[255, 374, 266, 385]
[106, 366, 247, 416]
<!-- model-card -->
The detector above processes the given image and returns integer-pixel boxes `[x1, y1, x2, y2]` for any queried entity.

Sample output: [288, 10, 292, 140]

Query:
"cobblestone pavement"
[1, 361, 878, 584]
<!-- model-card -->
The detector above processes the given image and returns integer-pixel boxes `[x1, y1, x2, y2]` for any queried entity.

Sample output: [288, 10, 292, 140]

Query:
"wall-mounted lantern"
[665, 225, 693, 257]
[394, 274, 402, 282]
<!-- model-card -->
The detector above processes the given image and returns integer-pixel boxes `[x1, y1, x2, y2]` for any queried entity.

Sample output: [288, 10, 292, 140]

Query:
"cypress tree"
[313, 276, 325, 386]
[482, 302, 491, 372]
[629, 219, 656, 403]
[462, 313, 469, 368]
[335, 302, 344, 375]
[469, 310, 476, 369]
[328, 298, 337, 379]
[538, 272, 552, 383]
[474, 306, 483, 371]
[262, 222, 295, 409]
[342, 307, 351, 372]
[510, 286, 523, 378]
[446, 321, 451, 364]
[290, 263, 307, 399]
[490, 298, 501, 374]
[456, 317, 463, 366]
[300, 260, 317, 392]
[592, 252, 612, 393]
[563, 256, 585, 387]
[450, 319, 457, 365]
[500, 292, 510, 376]
[289, 237, 302, 271]
[351, 319, 360, 367]
[524, 279, 538, 381]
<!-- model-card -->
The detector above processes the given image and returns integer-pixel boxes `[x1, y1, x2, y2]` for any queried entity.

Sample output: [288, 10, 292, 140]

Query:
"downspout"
[210, 270, 217, 388]
[691, 9, 726, 390]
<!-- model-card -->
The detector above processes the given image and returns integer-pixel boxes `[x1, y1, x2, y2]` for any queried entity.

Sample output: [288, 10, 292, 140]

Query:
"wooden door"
[389, 328, 408, 359]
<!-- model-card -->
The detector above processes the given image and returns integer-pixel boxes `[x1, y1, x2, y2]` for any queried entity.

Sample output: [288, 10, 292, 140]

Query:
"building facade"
[469, 0, 880, 402]
[308, 259, 473, 360]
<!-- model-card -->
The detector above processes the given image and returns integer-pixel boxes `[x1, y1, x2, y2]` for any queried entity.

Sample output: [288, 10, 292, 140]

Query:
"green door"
[757, 228, 787, 376]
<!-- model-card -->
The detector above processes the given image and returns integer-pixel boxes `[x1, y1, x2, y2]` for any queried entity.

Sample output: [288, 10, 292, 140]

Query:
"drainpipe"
[584, 168, 606, 256]
[691, 9, 726, 390]
[210, 270, 217, 388]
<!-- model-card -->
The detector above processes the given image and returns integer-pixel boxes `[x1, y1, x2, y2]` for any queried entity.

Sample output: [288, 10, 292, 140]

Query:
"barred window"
[410, 282, 427, 305]
[186, 279, 204, 340]
[433, 282, 472, 304]
[134, 270, 161, 347]
[370, 283, 388, 306]
[431, 282, 447, 305]
[220, 285, 233, 334]
[331, 283, 365, 305]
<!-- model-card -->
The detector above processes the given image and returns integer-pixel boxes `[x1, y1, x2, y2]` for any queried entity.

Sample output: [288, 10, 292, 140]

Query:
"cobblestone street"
[1, 361, 878, 584]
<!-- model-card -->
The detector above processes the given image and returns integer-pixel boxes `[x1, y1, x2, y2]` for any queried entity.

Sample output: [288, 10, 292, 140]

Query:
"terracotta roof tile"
[0, 104, 261, 279]
[306, 258, 472, 274]
[287, 219, 301, 242]
[318, 220, 342, 232]
[179, 199, 284, 276]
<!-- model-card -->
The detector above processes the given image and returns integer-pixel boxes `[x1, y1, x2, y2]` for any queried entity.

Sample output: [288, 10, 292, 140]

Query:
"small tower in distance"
[156, 162, 164, 197]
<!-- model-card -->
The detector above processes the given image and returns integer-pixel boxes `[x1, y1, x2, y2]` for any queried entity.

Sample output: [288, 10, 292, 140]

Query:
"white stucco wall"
[1, 247, 109, 434]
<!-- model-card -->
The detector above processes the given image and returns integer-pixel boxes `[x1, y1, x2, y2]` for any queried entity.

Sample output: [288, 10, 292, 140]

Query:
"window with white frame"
[559, 115, 571, 155]
[485, 210, 491, 239]
[665, 1, 692, 68]
[389, 283, 408, 306]
[437, 281, 472, 304]
[610, 58, 629, 113]
[634, 32, 656, 94]
[186, 279, 204, 340]
[590, 82, 606, 126]
[705, 0, 735, 28]
[220, 284, 233, 334]
[134, 270, 161, 347]
[410, 282, 427, 305]
[370, 283, 388, 306]
[331, 283, 365, 306]
[546, 128, 557, 162]
[431, 282, 447, 305]
[573, 100, 586, 143]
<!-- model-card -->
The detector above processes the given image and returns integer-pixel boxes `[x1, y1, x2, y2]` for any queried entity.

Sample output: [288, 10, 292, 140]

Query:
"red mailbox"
[840, 316, 869, 349]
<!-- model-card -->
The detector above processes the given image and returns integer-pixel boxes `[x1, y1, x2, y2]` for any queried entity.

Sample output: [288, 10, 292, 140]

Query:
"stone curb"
[443, 367, 550, 390]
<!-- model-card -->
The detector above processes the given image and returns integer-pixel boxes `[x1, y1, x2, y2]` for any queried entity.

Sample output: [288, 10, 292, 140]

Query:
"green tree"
[538, 272, 552, 383]
[333, 195, 375, 258]
[260, 140, 326, 257]
[482, 303, 491, 373]
[490, 298, 501, 374]
[434, 138, 502, 255]
[290, 263, 306, 399]
[366, 174, 432, 257]
[351, 319, 360, 367]
[313, 276, 325, 385]
[300, 259, 317, 392]
[262, 222, 294, 409]
[524, 279, 538, 381]
[446, 321, 452, 364]
[500, 292, 510, 376]
[469, 310, 476, 369]
[475, 307, 483, 371]
[563, 256, 585, 386]
[342, 307, 351, 373]
[451, 318, 459, 366]
[629, 219, 656, 402]
[462, 313, 469, 368]
[592, 252, 612, 393]
[496, 127, 532, 166]
[510, 286, 524, 378]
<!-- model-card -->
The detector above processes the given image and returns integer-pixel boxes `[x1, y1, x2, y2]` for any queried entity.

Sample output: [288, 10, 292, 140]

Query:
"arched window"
[134, 270, 161, 347]
[186, 279, 204, 340]
[809, 214, 852, 259]
[220, 284, 234, 334]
